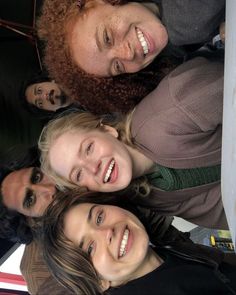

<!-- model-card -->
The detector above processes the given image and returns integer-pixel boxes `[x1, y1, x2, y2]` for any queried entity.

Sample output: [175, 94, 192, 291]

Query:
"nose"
[113, 42, 134, 61]
[32, 183, 55, 202]
[44, 92, 49, 101]
[83, 159, 101, 175]
[93, 225, 114, 245]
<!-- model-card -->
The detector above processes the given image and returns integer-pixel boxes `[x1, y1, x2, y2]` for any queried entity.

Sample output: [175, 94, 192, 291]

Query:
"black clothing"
[154, 0, 225, 57]
[110, 245, 236, 295]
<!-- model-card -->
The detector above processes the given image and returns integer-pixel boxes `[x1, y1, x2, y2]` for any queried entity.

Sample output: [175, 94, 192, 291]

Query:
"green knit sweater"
[146, 164, 221, 191]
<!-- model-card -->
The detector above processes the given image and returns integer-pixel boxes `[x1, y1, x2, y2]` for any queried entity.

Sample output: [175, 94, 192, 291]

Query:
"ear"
[100, 279, 111, 291]
[103, 125, 119, 138]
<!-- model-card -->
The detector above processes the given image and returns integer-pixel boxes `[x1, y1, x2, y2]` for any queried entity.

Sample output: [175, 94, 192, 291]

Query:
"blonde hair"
[38, 110, 134, 190]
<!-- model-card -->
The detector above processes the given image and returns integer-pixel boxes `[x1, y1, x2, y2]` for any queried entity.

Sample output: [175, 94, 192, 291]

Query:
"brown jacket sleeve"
[20, 241, 71, 295]
[131, 57, 223, 169]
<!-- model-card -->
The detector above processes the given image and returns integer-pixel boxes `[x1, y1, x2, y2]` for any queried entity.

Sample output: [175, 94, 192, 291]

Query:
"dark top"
[154, 0, 225, 57]
[110, 247, 236, 295]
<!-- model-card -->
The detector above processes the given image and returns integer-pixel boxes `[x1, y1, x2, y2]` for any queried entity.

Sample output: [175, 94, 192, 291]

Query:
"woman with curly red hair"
[37, 0, 225, 113]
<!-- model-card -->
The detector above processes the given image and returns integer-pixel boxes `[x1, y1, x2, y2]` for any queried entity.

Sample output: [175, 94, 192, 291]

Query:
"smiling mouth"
[119, 228, 129, 258]
[103, 159, 115, 183]
[136, 28, 149, 56]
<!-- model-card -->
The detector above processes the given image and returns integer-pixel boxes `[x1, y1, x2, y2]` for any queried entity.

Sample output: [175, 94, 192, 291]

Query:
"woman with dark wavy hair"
[41, 190, 236, 295]
[37, 0, 224, 113]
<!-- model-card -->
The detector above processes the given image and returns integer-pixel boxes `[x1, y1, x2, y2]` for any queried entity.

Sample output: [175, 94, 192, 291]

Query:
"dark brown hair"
[41, 189, 141, 294]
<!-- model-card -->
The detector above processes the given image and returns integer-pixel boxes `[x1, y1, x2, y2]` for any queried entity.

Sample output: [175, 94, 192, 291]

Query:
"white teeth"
[119, 229, 129, 257]
[103, 160, 115, 183]
[137, 28, 149, 55]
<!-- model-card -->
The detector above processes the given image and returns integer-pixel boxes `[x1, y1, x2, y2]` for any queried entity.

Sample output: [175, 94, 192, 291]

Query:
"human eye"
[37, 87, 42, 95]
[31, 168, 43, 184]
[103, 29, 111, 46]
[24, 190, 36, 209]
[76, 169, 82, 183]
[86, 142, 93, 155]
[96, 210, 104, 225]
[35, 98, 43, 109]
[113, 60, 125, 75]
[87, 242, 94, 256]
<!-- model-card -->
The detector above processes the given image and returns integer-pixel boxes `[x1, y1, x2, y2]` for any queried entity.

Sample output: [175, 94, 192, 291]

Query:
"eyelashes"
[86, 209, 104, 256]
[113, 60, 124, 75]
[104, 29, 111, 46]
[73, 142, 94, 183]
[96, 210, 104, 225]
[86, 142, 93, 155]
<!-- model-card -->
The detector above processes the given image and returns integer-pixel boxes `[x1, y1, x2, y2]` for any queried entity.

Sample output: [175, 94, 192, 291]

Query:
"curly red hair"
[37, 0, 179, 114]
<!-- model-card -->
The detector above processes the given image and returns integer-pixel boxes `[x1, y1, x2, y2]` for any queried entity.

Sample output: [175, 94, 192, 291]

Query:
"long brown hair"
[41, 189, 141, 294]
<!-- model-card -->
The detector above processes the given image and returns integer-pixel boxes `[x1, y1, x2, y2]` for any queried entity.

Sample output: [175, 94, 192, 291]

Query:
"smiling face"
[1, 167, 56, 217]
[25, 81, 71, 112]
[49, 127, 135, 192]
[69, 1, 168, 77]
[64, 203, 151, 286]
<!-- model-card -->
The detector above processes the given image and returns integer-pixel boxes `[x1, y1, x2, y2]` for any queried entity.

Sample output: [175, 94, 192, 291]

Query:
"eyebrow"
[69, 138, 87, 182]
[95, 26, 114, 77]
[33, 85, 37, 96]
[22, 168, 36, 208]
[79, 204, 98, 248]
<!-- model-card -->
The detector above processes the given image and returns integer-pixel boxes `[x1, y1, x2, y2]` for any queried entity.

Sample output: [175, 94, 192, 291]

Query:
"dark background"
[0, 0, 44, 276]
[0, 0, 45, 161]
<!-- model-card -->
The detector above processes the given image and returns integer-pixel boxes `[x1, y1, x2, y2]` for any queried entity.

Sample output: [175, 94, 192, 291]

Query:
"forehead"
[1, 168, 32, 211]
[49, 130, 86, 177]
[64, 203, 92, 240]
[70, 3, 116, 76]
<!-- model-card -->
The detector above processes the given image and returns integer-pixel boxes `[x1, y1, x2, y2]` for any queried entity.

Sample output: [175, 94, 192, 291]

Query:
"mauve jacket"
[131, 57, 227, 229]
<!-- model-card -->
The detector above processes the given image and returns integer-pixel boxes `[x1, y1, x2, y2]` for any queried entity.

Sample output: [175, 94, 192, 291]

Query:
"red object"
[0, 272, 26, 286]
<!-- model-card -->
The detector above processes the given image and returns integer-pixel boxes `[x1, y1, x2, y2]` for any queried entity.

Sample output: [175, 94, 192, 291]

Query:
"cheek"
[93, 253, 116, 279]
[109, 14, 125, 35]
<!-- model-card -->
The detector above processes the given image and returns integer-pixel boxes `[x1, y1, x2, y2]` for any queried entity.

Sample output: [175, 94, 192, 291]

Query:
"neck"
[142, 2, 160, 17]
[127, 247, 163, 284]
[125, 144, 155, 178]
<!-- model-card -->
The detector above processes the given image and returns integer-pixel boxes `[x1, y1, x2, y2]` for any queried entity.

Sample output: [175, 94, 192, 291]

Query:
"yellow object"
[210, 235, 216, 246]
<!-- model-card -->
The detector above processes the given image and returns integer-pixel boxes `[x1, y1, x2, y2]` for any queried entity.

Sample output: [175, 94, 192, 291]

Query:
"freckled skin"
[70, 1, 168, 77]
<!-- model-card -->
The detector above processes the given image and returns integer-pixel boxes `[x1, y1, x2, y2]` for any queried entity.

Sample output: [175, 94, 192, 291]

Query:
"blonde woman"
[39, 57, 225, 229]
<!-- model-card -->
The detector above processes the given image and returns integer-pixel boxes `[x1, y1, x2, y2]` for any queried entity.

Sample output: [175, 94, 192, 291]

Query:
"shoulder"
[131, 57, 221, 132]
[161, 0, 225, 45]
[20, 241, 50, 294]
